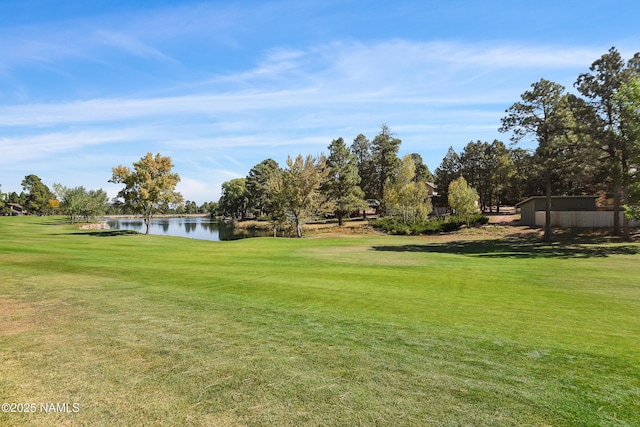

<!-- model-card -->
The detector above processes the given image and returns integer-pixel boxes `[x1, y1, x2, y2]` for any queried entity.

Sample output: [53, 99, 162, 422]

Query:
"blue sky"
[1, 0, 639, 203]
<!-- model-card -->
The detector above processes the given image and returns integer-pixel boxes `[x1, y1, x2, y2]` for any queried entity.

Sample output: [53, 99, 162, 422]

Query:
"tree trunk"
[544, 172, 552, 243]
[622, 185, 630, 240]
[294, 213, 302, 238]
[613, 182, 621, 236]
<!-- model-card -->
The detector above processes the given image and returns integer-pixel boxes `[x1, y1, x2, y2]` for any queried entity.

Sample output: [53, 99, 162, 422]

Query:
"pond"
[103, 217, 271, 241]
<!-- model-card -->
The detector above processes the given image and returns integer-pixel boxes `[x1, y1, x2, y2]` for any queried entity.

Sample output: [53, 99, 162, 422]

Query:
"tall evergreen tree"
[506, 148, 538, 204]
[21, 174, 54, 215]
[500, 79, 582, 242]
[434, 146, 461, 209]
[459, 141, 491, 211]
[575, 47, 640, 237]
[410, 153, 435, 183]
[351, 134, 375, 200]
[488, 140, 515, 212]
[323, 138, 366, 226]
[371, 124, 401, 203]
[459, 140, 514, 212]
[614, 77, 640, 220]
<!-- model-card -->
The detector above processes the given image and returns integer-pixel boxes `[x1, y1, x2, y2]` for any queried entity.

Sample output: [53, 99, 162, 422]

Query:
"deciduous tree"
[384, 154, 433, 223]
[110, 152, 183, 234]
[53, 184, 109, 223]
[218, 178, 248, 220]
[246, 158, 280, 217]
[269, 154, 327, 237]
[448, 176, 479, 227]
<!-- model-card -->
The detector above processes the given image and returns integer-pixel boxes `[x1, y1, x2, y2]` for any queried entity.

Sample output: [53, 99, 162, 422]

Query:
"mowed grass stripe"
[1, 216, 639, 426]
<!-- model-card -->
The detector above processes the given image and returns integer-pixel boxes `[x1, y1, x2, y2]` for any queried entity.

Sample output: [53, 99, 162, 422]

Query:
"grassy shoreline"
[1, 216, 639, 426]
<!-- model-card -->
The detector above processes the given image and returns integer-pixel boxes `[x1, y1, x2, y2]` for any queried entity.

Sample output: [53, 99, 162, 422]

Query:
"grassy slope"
[1, 216, 639, 426]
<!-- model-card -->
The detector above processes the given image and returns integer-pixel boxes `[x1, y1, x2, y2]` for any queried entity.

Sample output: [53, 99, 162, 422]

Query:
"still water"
[104, 217, 270, 241]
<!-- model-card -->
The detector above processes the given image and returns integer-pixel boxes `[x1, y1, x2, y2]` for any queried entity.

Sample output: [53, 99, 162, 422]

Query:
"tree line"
[4, 47, 639, 239]
[1, 174, 214, 222]
[437, 47, 640, 241]
[217, 124, 481, 236]
[218, 47, 640, 239]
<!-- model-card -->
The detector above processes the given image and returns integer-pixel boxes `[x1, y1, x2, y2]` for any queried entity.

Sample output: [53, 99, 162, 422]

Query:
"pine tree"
[434, 146, 461, 209]
[324, 138, 366, 226]
[371, 124, 401, 203]
[575, 47, 640, 237]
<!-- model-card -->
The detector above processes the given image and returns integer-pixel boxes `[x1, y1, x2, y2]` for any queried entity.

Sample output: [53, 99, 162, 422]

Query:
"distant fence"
[534, 211, 640, 228]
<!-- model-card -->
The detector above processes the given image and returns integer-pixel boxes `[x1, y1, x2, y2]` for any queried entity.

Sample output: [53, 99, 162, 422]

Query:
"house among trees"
[426, 182, 438, 197]
[516, 196, 640, 228]
[364, 199, 381, 216]
[517, 196, 598, 226]
[5, 202, 25, 216]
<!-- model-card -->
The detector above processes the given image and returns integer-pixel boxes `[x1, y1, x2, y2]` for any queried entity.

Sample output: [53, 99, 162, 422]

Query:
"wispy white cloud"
[0, 40, 599, 128]
[0, 41, 596, 165]
[0, 129, 141, 163]
[409, 41, 605, 68]
[94, 30, 176, 62]
[0, 38, 623, 201]
[0, 1, 270, 75]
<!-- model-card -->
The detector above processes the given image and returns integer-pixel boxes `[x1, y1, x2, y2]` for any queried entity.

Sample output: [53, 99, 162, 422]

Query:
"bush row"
[370, 214, 489, 235]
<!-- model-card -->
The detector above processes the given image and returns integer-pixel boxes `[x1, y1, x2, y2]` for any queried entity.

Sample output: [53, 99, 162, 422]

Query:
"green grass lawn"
[1, 216, 639, 426]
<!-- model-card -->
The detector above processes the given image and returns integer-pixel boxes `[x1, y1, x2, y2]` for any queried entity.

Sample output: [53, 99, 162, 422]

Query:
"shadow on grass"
[372, 238, 640, 259]
[72, 230, 141, 237]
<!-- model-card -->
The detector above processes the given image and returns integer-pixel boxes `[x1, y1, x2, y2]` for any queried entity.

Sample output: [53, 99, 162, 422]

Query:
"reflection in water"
[184, 221, 197, 234]
[104, 217, 270, 241]
[110, 220, 144, 231]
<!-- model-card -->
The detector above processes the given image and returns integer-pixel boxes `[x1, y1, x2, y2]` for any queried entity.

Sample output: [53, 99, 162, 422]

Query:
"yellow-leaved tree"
[110, 153, 183, 234]
[384, 154, 432, 224]
[448, 176, 479, 227]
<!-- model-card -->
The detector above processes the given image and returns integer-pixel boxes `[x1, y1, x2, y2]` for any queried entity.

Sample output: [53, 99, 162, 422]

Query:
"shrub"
[370, 215, 489, 235]
[469, 213, 490, 225]
[441, 219, 463, 232]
